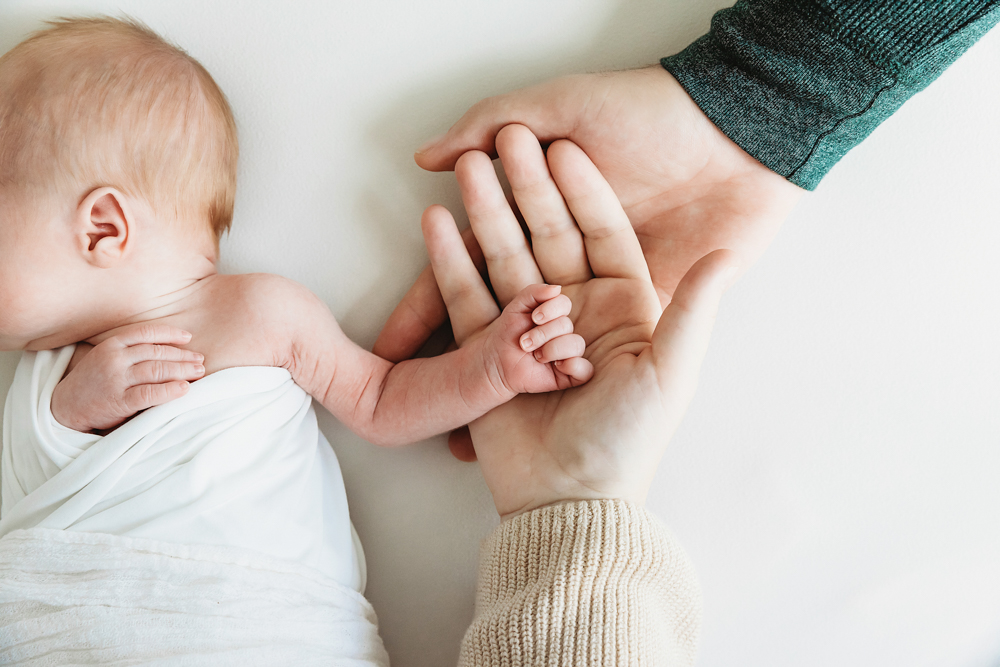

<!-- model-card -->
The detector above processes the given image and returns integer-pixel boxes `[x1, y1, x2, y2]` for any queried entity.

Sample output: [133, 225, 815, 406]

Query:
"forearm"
[333, 340, 510, 447]
[459, 500, 702, 666]
[662, 0, 1000, 189]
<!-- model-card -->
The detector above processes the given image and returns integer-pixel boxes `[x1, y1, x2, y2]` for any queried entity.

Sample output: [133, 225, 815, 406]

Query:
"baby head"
[0, 17, 238, 350]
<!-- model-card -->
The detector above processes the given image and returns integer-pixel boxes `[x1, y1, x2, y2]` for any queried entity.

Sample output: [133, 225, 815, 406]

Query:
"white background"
[2, 1, 999, 665]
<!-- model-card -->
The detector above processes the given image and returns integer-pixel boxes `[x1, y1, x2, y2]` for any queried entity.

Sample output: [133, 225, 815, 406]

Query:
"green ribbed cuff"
[662, 0, 1000, 189]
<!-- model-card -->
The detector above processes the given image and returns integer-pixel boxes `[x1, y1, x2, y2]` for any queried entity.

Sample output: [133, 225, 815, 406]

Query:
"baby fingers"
[531, 332, 586, 364]
[530, 293, 572, 326]
[505, 283, 563, 315]
[519, 316, 574, 352]
[127, 343, 204, 365]
[127, 359, 206, 387]
[110, 324, 194, 348]
[554, 356, 595, 384]
[121, 380, 193, 414]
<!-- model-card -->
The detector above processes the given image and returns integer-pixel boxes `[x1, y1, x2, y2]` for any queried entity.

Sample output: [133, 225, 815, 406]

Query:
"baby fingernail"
[532, 310, 544, 323]
[520, 334, 533, 350]
[533, 350, 542, 361]
[194, 364, 205, 374]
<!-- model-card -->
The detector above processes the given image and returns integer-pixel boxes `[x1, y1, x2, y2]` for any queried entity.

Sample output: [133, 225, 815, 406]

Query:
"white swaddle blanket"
[0, 347, 388, 664]
[0, 528, 388, 666]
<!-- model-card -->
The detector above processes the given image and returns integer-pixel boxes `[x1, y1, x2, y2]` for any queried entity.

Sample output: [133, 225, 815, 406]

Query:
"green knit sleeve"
[661, 0, 1000, 190]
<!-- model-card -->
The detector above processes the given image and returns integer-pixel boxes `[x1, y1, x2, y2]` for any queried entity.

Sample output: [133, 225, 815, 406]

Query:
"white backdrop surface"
[1, 1, 998, 665]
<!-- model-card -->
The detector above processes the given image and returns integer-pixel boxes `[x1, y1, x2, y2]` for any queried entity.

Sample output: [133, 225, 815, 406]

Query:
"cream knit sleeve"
[459, 499, 702, 666]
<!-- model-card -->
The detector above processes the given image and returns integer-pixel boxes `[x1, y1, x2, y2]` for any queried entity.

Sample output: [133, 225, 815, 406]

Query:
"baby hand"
[50, 325, 206, 433]
[481, 284, 593, 395]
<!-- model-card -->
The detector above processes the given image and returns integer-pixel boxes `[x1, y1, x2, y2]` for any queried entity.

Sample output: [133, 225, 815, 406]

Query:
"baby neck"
[27, 252, 219, 352]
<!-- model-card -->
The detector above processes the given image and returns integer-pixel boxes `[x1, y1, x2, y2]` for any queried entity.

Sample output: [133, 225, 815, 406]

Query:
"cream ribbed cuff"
[459, 500, 701, 666]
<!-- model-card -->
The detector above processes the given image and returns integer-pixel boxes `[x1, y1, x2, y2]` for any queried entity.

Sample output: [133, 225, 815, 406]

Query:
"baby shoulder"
[202, 274, 340, 370]
[224, 273, 329, 323]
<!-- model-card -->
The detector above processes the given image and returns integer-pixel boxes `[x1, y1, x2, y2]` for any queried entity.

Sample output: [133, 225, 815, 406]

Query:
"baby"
[0, 13, 590, 621]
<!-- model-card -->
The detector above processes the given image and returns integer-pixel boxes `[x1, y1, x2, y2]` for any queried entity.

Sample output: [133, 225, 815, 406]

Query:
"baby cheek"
[0, 289, 26, 340]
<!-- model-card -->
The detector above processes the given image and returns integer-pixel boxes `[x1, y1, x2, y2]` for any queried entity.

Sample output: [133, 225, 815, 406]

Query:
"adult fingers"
[109, 324, 193, 348]
[371, 266, 446, 362]
[415, 75, 590, 172]
[121, 381, 191, 414]
[651, 249, 739, 395]
[127, 360, 206, 387]
[547, 140, 650, 282]
[422, 205, 500, 346]
[373, 227, 485, 362]
[496, 125, 590, 285]
[457, 151, 543, 306]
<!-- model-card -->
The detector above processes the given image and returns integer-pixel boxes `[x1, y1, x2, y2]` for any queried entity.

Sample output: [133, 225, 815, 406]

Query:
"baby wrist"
[463, 342, 516, 411]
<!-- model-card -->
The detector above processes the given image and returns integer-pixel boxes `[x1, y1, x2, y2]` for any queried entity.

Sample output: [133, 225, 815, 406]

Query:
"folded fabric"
[0, 346, 364, 591]
[0, 527, 389, 666]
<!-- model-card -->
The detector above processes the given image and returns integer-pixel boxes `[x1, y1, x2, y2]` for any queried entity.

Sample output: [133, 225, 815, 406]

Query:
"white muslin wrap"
[0, 347, 388, 664]
[0, 528, 389, 666]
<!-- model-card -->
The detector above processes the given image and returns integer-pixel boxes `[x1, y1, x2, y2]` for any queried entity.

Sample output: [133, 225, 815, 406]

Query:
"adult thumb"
[651, 249, 739, 395]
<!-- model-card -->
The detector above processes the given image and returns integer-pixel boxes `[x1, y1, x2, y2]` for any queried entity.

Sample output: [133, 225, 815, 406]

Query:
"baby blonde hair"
[0, 16, 238, 244]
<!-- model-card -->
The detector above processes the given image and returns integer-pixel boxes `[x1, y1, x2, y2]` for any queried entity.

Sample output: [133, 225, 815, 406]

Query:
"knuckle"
[137, 384, 157, 405]
[136, 324, 159, 343]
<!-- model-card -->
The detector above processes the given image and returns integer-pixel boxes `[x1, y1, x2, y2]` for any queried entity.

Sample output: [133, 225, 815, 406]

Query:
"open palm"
[418, 129, 735, 518]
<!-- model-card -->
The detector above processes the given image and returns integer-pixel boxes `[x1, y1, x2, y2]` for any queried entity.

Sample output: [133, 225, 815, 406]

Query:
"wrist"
[50, 383, 86, 432]
[460, 338, 516, 411]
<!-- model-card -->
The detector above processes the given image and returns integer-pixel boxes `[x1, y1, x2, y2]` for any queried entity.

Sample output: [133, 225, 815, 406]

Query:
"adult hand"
[419, 132, 737, 519]
[373, 66, 801, 364]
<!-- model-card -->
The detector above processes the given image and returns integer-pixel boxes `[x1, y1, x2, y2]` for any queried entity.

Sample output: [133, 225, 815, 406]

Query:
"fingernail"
[194, 353, 205, 361]
[181, 331, 193, 340]
[532, 310, 544, 324]
[416, 133, 445, 154]
[533, 350, 542, 361]
[520, 334, 533, 351]
[194, 364, 205, 374]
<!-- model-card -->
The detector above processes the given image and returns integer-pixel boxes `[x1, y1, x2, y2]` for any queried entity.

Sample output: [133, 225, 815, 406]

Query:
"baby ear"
[76, 187, 131, 268]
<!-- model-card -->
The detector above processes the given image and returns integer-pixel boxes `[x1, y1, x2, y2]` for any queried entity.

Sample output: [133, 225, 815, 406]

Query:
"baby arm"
[284, 279, 592, 446]
[47, 276, 591, 444]
[50, 325, 206, 432]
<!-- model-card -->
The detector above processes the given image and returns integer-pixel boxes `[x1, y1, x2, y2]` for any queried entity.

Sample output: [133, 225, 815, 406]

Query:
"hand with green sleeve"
[375, 0, 999, 366]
